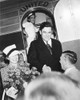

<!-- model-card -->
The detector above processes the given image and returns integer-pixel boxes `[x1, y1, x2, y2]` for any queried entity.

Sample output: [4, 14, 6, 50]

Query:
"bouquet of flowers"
[4, 64, 40, 99]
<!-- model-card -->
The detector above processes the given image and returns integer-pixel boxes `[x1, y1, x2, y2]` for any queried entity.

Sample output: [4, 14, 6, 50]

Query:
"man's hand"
[42, 65, 51, 73]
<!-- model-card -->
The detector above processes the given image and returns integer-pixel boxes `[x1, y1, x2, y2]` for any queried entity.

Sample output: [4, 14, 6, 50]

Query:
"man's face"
[60, 54, 66, 70]
[41, 27, 52, 42]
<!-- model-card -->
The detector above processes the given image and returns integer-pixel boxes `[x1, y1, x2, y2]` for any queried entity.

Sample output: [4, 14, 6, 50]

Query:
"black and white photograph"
[0, 0, 80, 100]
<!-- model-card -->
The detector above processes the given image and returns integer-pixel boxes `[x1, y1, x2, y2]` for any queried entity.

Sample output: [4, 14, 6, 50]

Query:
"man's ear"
[64, 55, 67, 62]
[65, 55, 70, 64]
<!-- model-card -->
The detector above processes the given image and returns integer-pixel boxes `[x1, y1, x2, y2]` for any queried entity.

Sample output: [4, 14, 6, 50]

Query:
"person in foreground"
[24, 72, 80, 100]
[60, 50, 80, 82]
[27, 22, 63, 73]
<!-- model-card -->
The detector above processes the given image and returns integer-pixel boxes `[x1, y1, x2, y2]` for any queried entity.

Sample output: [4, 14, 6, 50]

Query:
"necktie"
[46, 42, 52, 55]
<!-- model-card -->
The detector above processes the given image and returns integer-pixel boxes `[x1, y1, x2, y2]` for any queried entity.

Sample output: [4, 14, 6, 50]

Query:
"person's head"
[39, 22, 55, 42]
[24, 72, 80, 100]
[60, 50, 77, 70]
[3, 44, 20, 64]
[27, 12, 36, 24]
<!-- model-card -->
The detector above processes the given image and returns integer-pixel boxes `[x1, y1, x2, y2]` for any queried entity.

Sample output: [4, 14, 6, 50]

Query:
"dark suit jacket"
[27, 37, 63, 73]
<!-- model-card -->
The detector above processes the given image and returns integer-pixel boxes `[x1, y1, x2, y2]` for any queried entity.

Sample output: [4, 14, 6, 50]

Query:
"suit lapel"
[38, 37, 52, 55]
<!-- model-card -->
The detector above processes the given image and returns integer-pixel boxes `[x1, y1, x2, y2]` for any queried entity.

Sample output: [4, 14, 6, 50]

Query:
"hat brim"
[9, 50, 20, 58]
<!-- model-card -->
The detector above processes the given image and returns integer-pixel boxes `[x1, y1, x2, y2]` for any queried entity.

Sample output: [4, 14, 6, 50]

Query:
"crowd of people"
[0, 12, 80, 100]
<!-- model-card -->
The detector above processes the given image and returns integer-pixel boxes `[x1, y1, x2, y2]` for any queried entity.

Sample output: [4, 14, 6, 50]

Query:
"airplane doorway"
[21, 7, 58, 50]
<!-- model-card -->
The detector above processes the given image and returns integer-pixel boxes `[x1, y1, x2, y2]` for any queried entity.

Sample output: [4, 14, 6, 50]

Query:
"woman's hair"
[3, 52, 10, 64]
[0, 51, 9, 64]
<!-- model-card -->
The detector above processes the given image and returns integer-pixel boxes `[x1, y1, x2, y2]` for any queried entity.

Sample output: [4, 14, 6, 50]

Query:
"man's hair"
[39, 22, 56, 37]
[24, 72, 80, 100]
[62, 50, 77, 64]
[39, 22, 53, 31]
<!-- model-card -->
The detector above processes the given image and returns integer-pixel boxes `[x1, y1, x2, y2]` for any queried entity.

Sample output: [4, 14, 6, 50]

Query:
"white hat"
[9, 50, 20, 58]
[3, 44, 19, 57]
[28, 12, 35, 18]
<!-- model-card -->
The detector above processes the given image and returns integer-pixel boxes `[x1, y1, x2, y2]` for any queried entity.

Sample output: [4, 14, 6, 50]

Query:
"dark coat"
[27, 37, 63, 73]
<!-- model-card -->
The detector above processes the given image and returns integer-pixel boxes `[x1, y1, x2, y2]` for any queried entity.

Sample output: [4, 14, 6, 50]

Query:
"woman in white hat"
[1, 44, 20, 87]
[0, 44, 21, 100]
[1, 44, 31, 100]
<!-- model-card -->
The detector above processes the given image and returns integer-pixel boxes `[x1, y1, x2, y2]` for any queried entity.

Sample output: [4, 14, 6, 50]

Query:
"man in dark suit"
[27, 22, 63, 73]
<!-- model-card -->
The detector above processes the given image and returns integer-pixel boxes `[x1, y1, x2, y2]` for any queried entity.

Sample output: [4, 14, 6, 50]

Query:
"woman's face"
[9, 54, 19, 63]
[29, 15, 35, 24]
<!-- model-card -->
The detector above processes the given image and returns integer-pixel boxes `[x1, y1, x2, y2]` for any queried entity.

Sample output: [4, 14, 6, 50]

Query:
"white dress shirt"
[64, 67, 75, 74]
[44, 39, 52, 47]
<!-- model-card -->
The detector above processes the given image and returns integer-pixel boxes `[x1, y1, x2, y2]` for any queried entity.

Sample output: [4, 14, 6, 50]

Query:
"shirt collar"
[44, 39, 52, 47]
[65, 67, 75, 74]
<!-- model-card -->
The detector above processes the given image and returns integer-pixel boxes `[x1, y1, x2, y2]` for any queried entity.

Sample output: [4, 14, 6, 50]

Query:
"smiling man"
[27, 22, 63, 73]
